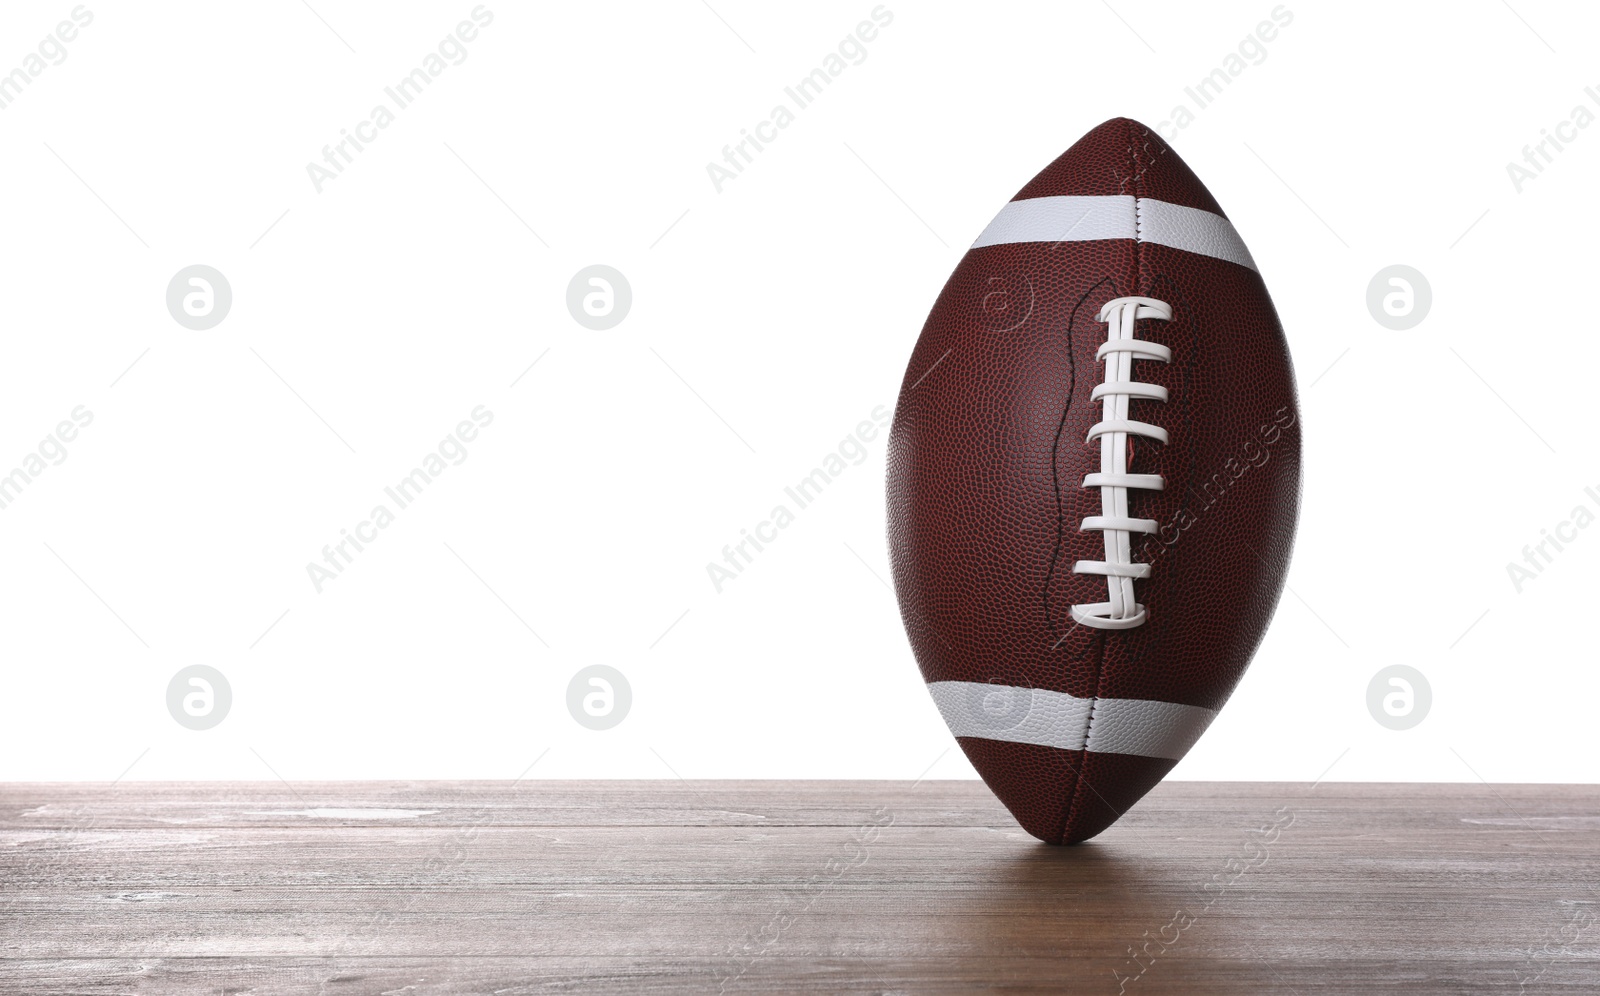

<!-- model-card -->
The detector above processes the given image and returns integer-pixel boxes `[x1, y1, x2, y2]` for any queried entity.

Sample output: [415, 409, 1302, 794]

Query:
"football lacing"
[1071, 296, 1172, 631]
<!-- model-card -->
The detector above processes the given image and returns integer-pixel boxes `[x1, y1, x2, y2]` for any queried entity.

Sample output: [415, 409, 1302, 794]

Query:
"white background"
[0, 0, 1594, 786]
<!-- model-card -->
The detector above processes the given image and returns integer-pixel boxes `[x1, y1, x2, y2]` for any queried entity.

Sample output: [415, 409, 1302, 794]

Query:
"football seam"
[1044, 276, 1114, 648]
[1044, 282, 1084, 847]
[1065, 119, 1148, 843]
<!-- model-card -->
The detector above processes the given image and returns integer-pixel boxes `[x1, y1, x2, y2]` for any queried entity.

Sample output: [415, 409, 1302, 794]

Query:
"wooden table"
[3, 780, 1597, 993]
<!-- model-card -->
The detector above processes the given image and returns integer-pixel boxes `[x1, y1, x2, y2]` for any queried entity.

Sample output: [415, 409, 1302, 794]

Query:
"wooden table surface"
[3, 779, 1598, 994]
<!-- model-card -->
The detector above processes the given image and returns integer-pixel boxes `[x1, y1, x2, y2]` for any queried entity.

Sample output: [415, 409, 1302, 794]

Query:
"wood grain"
[3, 780, 1598, 993]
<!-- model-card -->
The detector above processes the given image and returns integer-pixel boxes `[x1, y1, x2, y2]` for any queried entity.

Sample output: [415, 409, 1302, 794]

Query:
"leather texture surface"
[887, 118, 1301, 844]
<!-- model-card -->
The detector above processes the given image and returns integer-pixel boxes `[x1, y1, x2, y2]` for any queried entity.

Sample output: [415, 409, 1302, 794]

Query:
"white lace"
[1071, 296, 1172, 631]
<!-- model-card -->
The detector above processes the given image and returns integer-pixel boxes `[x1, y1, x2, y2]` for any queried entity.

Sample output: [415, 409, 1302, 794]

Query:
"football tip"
[1012, 117, 1226, 218]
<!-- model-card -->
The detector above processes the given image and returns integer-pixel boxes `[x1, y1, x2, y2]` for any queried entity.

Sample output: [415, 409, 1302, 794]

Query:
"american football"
[887, 117, 1302, 844]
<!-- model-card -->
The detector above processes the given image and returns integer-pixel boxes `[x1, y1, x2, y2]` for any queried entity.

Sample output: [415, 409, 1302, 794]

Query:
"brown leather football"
[887, 117, 1301, 844]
